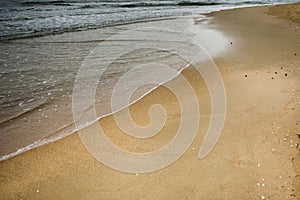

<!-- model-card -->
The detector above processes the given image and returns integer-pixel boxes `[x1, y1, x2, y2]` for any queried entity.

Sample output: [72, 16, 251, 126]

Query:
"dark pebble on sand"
[230, 42, 233, 44]
[285, 73, 288, 76]
[295, 53, 297, 56]
[271, 77, 274, 79]
[245, 74, 247, 77]
[275, 72, 277, 74]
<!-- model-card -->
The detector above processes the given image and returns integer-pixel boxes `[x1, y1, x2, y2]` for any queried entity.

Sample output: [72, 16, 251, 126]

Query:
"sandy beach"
[0, 3, 300, 200]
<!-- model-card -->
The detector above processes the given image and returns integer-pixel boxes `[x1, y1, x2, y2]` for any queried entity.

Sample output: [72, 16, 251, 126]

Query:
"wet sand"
[0, 3, 300, 200]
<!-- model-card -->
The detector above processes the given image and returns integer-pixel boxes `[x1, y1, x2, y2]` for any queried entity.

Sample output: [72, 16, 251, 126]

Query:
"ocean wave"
[116, 1, 225, 8]
[233, 1, 266, 5]
[20, 0, 73, 6]
[1, 0, 295, 41]
[177, 1, 224, 6]
[0, 16, 179, 41]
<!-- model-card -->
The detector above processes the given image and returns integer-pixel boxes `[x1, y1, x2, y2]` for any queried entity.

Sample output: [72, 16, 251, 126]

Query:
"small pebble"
[275, 71, 277, 74]
[271, 77, 274, 79]
[285, 73, 288, 76]
[245, 74, 247, 77]
[261, 195, 265, 200]
[36, 189, 39, 193]
[230, 42, 233, 44]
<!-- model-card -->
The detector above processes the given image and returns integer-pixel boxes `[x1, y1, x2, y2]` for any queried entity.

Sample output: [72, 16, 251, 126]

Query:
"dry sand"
[267, 2, 300, 23]
[0, 3, 300, 200]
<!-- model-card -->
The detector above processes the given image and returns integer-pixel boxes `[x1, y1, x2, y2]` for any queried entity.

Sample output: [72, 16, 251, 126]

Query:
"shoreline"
[0, 2, 294, 42]
[1, 3, 298, 159]
[1, 3, 300, 199]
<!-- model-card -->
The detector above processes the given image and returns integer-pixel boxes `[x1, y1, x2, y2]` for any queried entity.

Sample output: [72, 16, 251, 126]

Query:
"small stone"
[230, 42, 233, 44]
[271, 77, 274, 79]
[258, 163, 261, 167]
[262, 183, 265, 187]
[245, 74, 247, 77]
[36, 189, 39, 193]
[257, 183, 261, 186]
[261, 195, 265, 200]
[285, 73, 288, 76]
[135, 173, 139, 176]
[275, 71, 277, 74]
[294, 53, 297, 56]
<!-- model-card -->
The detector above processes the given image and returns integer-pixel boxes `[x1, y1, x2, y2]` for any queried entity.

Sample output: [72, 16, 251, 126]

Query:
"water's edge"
[0, 2, 293, 162]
